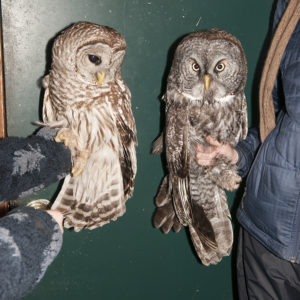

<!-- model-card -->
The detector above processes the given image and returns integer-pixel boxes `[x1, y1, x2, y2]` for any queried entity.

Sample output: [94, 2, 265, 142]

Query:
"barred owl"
[153, 29, 247, 265]
[42, 22, 137, 232]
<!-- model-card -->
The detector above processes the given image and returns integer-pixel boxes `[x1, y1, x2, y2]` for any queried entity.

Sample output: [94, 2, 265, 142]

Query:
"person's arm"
[0, 127, 71, 202]
[235, 128, 261, 177]
[0, 206, 63, 300]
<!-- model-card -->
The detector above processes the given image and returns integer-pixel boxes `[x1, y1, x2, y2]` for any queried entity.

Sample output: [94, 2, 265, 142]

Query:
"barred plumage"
[42, 22, 137, 232]
[153, 29, 247, 265]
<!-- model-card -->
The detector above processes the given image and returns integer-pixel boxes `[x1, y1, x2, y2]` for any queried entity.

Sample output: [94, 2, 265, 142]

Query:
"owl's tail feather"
[213, 191, 233, 257]
[189, 192, 233, 266]
[153, 176, 182, 233]
[172, 176, 192, 226]
[189, 218, 233, 266]
[189, 226, 221, 266]
[191, 202, 217, 249]
[188, 205, 220, 265]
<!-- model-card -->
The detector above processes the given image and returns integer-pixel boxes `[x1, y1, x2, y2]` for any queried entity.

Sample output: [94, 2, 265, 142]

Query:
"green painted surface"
[1, 1, 274, 299]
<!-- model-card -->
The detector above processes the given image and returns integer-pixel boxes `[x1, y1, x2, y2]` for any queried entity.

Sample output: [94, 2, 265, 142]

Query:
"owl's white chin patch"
[215, 94, 235, 104]
[181, 92, 201, 100]
[181, 92, 234, 104]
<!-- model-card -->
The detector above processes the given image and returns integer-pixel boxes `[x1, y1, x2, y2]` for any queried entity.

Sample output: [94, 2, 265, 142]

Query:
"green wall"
[1, 1, 274, 299]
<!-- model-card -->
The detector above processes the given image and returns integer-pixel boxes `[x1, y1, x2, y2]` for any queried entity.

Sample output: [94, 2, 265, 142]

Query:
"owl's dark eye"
[215, 62, 225, 72]
[192, 62, 200, 72]
[88, 55, 102, 65]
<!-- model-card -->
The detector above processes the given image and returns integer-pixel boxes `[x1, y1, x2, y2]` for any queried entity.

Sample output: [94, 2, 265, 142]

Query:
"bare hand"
[46, 210, 64, 233]
[195, 136, 238, 166]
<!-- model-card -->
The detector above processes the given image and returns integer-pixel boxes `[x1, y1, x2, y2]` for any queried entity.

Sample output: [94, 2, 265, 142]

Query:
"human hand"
[46, 210, 64, 233]
[195, 136, 238, 166]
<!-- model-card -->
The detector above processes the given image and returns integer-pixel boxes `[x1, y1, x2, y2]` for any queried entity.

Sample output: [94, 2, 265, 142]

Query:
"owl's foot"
[55, 128, 73, 147]
[220, 171, 241, 191]
[210, 168, 241, 191]
[71, 151, 89, 177]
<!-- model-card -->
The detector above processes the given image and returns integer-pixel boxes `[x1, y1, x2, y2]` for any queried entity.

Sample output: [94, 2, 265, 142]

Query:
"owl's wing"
[241, 94, 248, 140]
[115, 83, 137, 200]
[171, 175, 193, 226]
[164, 101, 193, 225]
[153, 175, 182, 233]
[152, 133, 164, 154]
[50, 99, 128, 231]
[120, 142, 136, 200]
[42, 75, 56, 123]
[165, 101, 189, 178]
[52, 144, 126, 232]
[153, 201, 182, 233]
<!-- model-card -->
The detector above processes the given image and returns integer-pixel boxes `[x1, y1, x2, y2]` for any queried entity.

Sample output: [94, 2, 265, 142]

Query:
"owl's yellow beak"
[204, 74, 211, 91]
[97, 72, 105, 84]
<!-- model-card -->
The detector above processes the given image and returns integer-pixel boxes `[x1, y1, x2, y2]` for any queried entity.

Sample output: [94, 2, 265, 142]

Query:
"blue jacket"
[236, 0, 300, 263]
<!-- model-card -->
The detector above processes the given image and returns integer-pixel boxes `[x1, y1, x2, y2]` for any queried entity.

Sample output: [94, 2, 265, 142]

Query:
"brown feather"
[44, 22, 137, 231]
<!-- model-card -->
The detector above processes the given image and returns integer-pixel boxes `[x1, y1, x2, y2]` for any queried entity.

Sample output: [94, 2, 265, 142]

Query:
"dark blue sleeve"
[235, 128, 261, 178]
[0, 127, 71, 202]
[0, 207, 63, 300]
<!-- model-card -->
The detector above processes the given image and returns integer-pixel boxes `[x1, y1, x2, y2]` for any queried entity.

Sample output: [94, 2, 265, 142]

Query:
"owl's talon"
[71, 165, 84, 177]
[55, 129, 73, 147]
[223, 173, 241, 191]
[55, 135, 70, 146]
[71, 151, 89, 177]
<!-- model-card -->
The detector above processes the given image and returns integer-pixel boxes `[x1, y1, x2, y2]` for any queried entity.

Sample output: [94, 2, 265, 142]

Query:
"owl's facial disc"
[76, 43, 113, 84]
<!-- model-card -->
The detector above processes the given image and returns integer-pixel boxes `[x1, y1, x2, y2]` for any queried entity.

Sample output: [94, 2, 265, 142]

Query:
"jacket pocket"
[275, 115, 300, 168]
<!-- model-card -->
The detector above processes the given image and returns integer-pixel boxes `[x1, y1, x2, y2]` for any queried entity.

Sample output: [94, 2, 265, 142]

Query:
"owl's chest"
[188, 104, 239, 144]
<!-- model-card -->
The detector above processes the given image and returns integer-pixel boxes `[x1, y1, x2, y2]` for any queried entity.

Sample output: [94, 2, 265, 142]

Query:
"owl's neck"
[166, 89, 235, 107]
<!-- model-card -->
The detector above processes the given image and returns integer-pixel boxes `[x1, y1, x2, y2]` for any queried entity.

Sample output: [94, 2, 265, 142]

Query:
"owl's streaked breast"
[188, 95, 244, 146]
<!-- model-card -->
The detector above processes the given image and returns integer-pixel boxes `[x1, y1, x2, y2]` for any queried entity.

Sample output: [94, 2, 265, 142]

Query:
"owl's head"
[51, 21, 126, 85]
[168, 29, 247, 102]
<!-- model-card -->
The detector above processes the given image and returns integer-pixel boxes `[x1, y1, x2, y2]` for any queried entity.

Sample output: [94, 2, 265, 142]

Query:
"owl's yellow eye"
[192, 62, 200, 72]
[215, 62, 225, 72]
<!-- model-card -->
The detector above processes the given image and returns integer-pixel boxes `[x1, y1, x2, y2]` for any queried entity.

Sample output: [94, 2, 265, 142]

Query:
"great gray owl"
[152, 29, 247, 265]
[42, 22, 137, 232]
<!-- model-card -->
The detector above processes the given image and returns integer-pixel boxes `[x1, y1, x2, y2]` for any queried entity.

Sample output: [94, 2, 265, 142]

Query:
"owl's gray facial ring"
[192, 62, 200, 72]
[215, 60, 226, 72]
[188, 58, 201, 73]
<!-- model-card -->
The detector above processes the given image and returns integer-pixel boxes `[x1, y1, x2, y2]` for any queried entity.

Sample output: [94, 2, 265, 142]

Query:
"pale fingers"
[46, 210, 64, 233]
[196, 146, 218, 166]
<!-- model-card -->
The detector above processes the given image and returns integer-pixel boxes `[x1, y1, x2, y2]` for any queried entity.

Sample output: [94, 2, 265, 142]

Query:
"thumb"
[206, 136, 222, 147]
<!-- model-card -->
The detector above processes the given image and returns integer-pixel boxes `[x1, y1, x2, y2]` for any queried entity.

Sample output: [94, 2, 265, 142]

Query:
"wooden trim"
[0, 21, 6, 138]
[0, 201, 9, 217]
